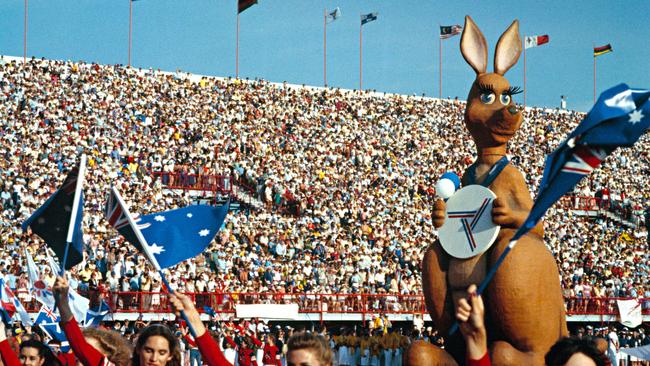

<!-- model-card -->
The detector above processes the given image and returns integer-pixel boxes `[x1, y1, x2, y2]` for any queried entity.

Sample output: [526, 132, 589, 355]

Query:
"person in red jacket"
[236, 339, 257, 366]
[167, 291, 235, 366]
[0, 321, 62, 366]
[262, 334, 281, 366]
[53, 276, 179, 366]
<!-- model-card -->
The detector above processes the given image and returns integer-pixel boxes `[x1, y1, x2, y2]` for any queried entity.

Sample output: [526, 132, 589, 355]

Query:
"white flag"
[617, 299, 642, 328]
[47, 252, 89, 323]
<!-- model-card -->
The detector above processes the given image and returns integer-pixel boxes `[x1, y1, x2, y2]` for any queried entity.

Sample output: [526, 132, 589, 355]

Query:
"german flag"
[238, 0, 257, 13]
[594, 44, 613, 57]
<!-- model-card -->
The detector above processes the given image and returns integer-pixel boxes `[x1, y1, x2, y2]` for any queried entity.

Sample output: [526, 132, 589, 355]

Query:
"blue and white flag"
[47, 252, 90, 323]
[33, 305, 60, 326]
[25, 249, 55, 308]
[39, 323, 70, 352]
[361, 12, 378, 25]
[326, 7, 341, 23]
[511, 84, 650, 242]
[84, 300, 110, 328]
[23, 155, 87, 270]
[106, 187, 229, 270]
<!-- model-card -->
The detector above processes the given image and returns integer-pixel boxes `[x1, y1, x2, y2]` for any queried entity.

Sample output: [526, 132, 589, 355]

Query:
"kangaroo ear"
[460, 16, 488, 75]
[494, 20, 522, 75]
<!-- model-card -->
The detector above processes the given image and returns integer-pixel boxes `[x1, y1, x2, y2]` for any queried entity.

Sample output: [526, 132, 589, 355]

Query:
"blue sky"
[1, 1, 648, 112]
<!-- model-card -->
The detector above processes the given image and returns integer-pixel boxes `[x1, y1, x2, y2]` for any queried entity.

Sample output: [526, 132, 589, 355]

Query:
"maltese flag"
[524, 34, 549, 49]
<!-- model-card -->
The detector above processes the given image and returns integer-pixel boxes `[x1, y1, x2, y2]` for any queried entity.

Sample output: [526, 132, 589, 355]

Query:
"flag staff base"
[159, 270, 198, 338]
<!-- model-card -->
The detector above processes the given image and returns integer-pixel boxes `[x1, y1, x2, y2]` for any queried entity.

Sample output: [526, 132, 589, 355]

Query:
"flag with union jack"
[34, 305, 60, 325]
[105, 188, 145, 252]
[22, 156, 87, 270]
[511, 84, 650, 242]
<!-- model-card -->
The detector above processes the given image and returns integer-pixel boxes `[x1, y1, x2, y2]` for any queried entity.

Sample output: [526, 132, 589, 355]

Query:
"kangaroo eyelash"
[477, 83, 495, 94]
[504, 86, 523, 96]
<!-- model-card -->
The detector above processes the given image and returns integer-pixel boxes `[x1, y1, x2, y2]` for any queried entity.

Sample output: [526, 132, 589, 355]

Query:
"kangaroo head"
[461, 16, 523, 149]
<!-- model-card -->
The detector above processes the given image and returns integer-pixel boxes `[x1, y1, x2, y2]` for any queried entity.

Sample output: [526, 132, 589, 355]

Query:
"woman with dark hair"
[130, 325, 181, 366]
[0, 322, 63, 366]
[544, 337, 609, 366]
[53, 276, 177, 366]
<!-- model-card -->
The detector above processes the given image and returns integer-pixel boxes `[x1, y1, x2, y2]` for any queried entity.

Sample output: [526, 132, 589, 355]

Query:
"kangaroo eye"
[480, 92, 495, 105]
[500, 94, 511, 105]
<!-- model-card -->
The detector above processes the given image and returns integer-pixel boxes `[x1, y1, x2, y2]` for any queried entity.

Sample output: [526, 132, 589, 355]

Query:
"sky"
[1, 1, 649, 112]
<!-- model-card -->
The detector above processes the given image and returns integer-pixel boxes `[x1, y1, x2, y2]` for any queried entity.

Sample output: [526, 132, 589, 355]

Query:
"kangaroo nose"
[507, 105, 518, 115]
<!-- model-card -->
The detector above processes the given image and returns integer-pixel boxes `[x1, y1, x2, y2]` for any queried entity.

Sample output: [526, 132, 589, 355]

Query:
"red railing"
[27, 291, 645, 317]
[558, 196, 607, 211]
[151, 172, 232, 193]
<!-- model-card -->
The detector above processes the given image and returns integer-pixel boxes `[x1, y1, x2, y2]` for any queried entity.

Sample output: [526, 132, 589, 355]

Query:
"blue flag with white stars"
[136, 203, 229, 269]
[512, 83, 650, 242]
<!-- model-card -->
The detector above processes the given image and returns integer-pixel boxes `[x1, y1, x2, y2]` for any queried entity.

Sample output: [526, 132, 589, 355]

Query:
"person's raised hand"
[53, 276, 74, 322]
[168, 292, 206, 337]
[456, 284, 487, 360]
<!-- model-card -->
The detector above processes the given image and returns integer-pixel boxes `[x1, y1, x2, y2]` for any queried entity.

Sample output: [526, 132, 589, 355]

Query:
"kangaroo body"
[405, 16, 567, 366]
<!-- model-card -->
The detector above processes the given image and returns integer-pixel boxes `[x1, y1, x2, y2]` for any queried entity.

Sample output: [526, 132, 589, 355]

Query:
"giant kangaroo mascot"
[405, 16, 567, 365]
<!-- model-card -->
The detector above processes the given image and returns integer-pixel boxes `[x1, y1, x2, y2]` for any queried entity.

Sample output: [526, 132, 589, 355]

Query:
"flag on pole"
[326, 7, 341, 23]
[106, 187, 229, 270]
[25, 249, 55, 308]
[22, 156, 87, 270]
[238, 0, 257, 13]
[524, 34, 549, 49]
[594, 44, 613, 57]
[46, 252, 90, 323]
[361, 13, 378, 25]
[510, 84, 649, 242]
[33, 305, 60, 326]
[0, 279, 32, 326]
[440, 25, 462, 39]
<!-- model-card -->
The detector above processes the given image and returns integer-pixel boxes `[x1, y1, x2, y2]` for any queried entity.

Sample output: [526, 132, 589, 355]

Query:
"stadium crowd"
[0, 56, 647, 318]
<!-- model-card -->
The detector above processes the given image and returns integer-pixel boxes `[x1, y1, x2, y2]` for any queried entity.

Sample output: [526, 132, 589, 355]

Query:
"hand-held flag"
[106, 187, 229, 270]
[22, 155, 87, 271]
[84, 300, 110, 328]
[450, 84, 650, 335]
[0, 279, 32, 326]
[47, 252, 90, 323]
[25, 249, 55, 308]
[34, 305, 61, 325]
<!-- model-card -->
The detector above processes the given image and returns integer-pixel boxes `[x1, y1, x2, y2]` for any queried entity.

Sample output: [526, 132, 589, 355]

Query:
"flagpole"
[236, 12, 240, 78]
[128, 0, 132, 67]
[61, 155, 87, 275]
[324, 8, 327, 87]
[359, 17, 363, 92]
[523, 37, 527, 108]
[439, 31, 442, 99]
[24, 0, 28, 62]
[593, 48, 596, 104]
[110, 187, 198, 338]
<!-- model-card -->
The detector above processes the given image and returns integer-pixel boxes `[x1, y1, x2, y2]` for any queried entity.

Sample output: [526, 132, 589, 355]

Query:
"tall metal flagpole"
[236, 12, 240, 78]
[324, 8, 327, 87]
[523, 37, 527, 108]
[359, 16, 363, 91]
[24, 0, 28, 62]
[128, 0, 132, 67]
[439, 31, 442, 99]
[593, 44, 596, 104]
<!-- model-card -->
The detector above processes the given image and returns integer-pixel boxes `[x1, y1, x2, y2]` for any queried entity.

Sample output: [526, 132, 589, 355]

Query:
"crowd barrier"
[21, 291, 648, 317]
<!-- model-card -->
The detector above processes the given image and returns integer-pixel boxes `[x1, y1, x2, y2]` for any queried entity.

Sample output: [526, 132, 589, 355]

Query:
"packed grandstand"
[0, 56, 647, 323]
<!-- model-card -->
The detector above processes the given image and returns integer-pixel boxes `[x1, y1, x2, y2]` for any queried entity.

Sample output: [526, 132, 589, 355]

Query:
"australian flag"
[84, 300, 110, 328]
[512, 84, 650, 242]
[106, 187, 229, 270]
[0, 279, 32, 326]
[33, 305, 60, 326]
[22, 156, 87, 270]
